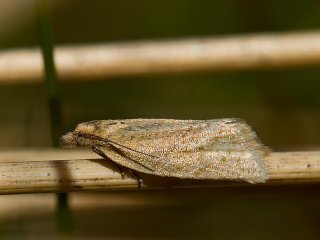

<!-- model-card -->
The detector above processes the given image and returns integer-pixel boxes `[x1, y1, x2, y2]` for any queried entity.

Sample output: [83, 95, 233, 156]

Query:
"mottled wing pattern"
[90, 119, 268, 183]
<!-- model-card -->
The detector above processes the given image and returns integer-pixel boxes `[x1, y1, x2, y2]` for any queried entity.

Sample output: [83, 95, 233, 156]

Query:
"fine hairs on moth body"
[61, 118, 269, 184]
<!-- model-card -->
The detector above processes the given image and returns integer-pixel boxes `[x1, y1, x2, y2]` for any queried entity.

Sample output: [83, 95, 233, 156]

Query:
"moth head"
[60, 120, 118, 148]
[60, 132, 78, 148]
[61, 131, 95, 148]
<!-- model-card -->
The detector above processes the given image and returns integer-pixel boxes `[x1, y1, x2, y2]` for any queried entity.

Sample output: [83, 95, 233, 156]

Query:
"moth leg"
[91, 145, 125, 180]
[130, 170, 143, 190]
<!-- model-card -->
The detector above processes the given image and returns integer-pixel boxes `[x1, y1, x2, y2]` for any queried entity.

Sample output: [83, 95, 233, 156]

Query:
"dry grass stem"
[1, 32, 320, 83]
[0, 150, 319, 194]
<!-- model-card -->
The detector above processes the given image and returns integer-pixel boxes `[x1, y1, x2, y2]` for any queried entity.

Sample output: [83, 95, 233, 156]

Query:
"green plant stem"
[37, 0, 71, 238]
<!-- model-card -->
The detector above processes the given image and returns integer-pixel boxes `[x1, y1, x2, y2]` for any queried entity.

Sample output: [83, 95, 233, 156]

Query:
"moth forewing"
[61, 118, 269, 183]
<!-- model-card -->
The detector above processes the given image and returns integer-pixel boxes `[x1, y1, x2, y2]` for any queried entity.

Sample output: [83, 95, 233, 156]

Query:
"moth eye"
[77, 137, 86, 146]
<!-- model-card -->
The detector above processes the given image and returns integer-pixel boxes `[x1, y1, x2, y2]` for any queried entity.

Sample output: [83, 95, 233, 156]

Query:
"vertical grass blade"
[37, 0, 72, 238]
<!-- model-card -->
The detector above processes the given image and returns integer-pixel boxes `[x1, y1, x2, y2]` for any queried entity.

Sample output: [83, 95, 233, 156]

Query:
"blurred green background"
[0, 0, 319, 149]
[0, 0, 319, 239]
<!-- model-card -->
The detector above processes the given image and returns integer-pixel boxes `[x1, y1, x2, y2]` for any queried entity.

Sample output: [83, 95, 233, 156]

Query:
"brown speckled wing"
[92, 119, 268, 183]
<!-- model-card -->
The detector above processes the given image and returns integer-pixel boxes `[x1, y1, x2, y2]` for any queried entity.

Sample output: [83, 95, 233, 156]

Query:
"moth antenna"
[105, 143, 155, 172]
[90, 141, 155, 172]
[81, 133, 160, 159]
[107, 139, 160, 159]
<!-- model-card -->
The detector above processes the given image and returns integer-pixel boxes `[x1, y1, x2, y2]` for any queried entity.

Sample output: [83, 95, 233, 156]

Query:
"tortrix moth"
[61, 118, 269, 183]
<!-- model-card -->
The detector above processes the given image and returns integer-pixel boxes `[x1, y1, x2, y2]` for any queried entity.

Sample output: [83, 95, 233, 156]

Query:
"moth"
[60, 118, 269, 183]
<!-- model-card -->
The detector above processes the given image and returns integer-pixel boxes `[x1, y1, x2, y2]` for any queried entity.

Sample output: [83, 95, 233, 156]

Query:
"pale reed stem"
[0, 150, 319, 194]
[1, 32, 320, 84]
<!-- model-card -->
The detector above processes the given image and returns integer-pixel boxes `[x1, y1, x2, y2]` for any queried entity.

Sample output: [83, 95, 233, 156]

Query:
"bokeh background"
[0, 0, 319, 239]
